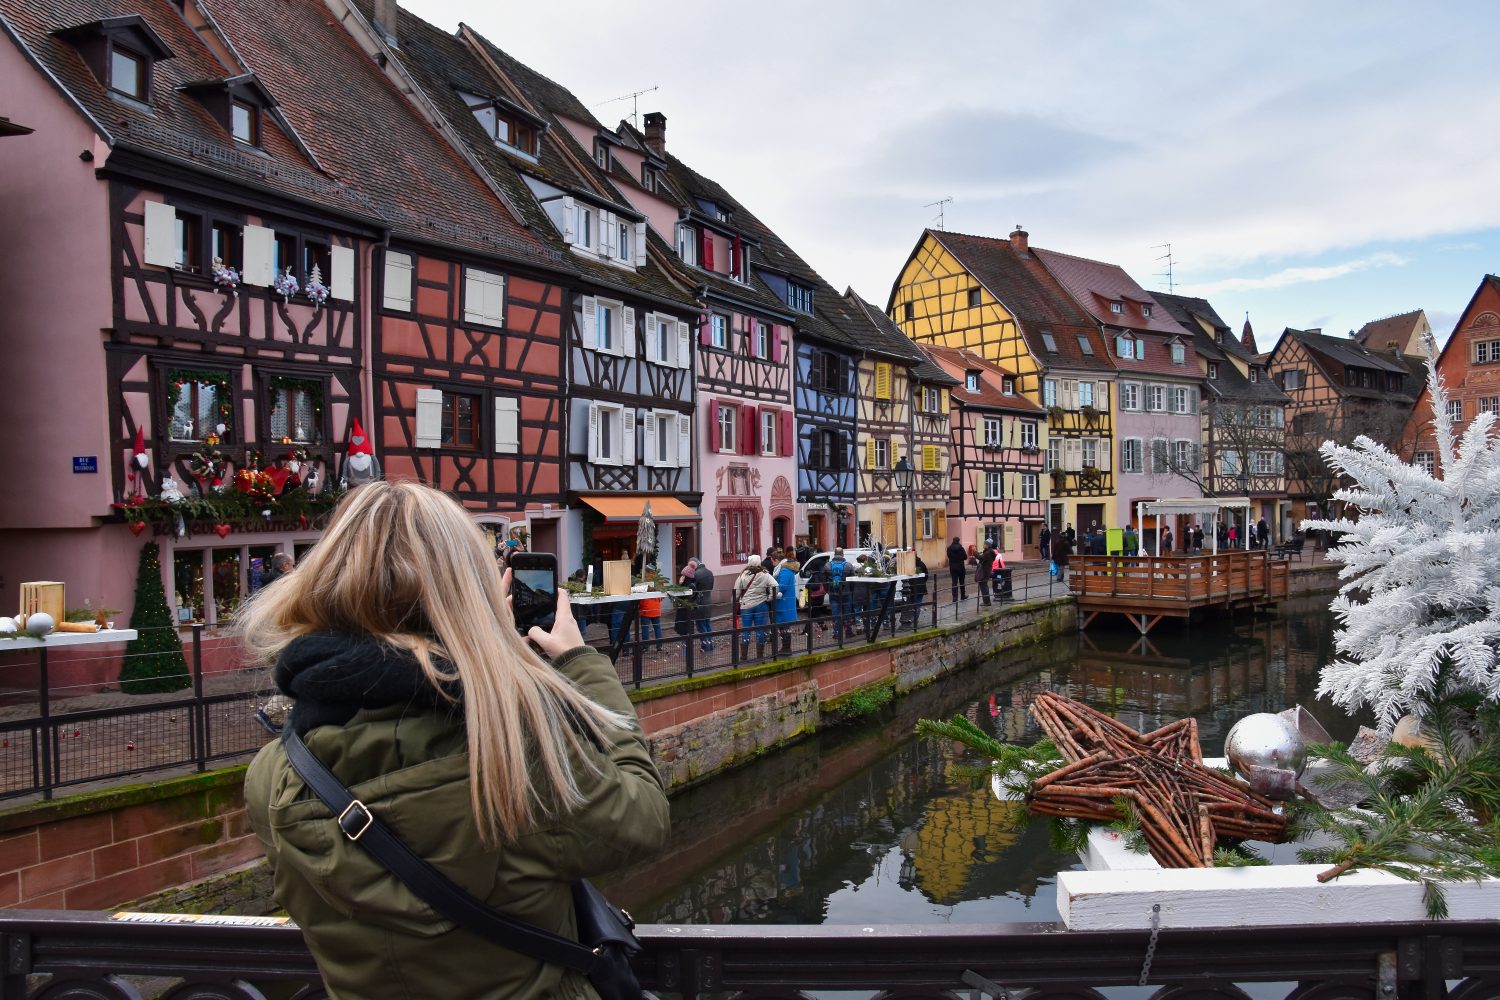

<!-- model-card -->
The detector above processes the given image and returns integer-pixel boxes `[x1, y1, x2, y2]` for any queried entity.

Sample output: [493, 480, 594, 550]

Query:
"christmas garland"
[113, 484, 345, 535]
[266, 376, 324, 418]
[166, 369, 235, 438]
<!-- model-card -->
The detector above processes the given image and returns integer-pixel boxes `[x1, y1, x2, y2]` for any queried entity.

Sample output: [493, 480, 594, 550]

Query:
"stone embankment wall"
[0, 597, 1072, 910]
[1289, 563, 1340, 596]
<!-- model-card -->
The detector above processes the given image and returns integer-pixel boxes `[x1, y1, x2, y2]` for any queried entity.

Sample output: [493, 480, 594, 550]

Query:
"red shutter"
[742, 317, 754, 355]
[732, 235, 743, 277]
[742, 404, 758, 455]
[701, 230, 714, 271]
[699, 314, 711, 346]
[708, 400, 720, 451]
[780, 408, 794, 457]
[771, 323, 784, 362]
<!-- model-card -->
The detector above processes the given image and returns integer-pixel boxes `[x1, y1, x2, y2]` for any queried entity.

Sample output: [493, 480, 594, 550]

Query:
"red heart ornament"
[128, 522, 146, 536]
[214, 523, 232, 539]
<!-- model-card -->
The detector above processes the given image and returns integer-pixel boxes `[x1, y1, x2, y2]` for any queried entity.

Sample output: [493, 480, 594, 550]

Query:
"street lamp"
[893, 456, 914, 551]
[1238, 470, 1250, 548]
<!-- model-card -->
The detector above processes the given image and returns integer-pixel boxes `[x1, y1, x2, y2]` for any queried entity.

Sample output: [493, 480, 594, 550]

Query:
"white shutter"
[676, 320, 691, 370]
[677, 414, 691, 468]
[640, 312, 657, 362]
[329, 245, 355, 301]
[242, 224, 275, 286]
[415, 388, 443, 449]
[633, 221, 647, 267]
[587, 403, 601, 464]
[1064, 438, 1082, 471]
[485, 273, 505, 324]
[561, 196, 576, 243]
[620, 409, 636, 465]
[1096, 437, 1111, 471]
[643, 412, 658, 467]
[580, 296, 597, 350]
[620, 306, 636, 358]
[600, 211, 616, 258]
[464, 268, 503, 325]
[494, 396, 519, 454]
[143, 201, 177, 267]
[382, 251, 413, 311]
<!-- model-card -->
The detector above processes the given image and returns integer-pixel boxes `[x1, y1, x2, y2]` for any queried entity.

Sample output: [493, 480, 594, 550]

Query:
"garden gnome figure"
[340, 419, 382, 489]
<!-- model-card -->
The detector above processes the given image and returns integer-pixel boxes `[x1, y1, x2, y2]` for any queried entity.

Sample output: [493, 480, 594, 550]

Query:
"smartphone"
[509, 553, 558, 633]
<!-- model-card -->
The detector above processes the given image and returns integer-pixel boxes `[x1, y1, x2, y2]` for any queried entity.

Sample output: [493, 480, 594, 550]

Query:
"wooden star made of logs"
[1024, 691, 1287, 868]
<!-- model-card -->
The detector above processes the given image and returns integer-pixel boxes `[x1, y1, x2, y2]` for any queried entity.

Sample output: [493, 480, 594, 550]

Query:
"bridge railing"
[1069, 550, 1287, 604]
[0, 910, 1495, 999]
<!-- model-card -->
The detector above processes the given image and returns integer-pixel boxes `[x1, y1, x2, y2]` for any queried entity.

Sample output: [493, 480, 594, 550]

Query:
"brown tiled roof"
[1032, 248, 1190, 337]
[923, 345, 1044, 414]
[927, 230, 1111, 374]
[849, 291, 957, 381]
[1154, 293, 1288, 405]
[1280, 328, 1420, 403]
[1352, 309, 1424, 351]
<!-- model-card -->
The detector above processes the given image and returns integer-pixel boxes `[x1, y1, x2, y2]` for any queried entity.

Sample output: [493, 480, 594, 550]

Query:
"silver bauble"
[1226, 712, 1306, 778]
[23, 612, 55, 637]
[0, 616, 16, 636]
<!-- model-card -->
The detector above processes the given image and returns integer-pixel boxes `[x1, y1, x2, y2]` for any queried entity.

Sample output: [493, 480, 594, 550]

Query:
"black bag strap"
[280, 727, 599, 975]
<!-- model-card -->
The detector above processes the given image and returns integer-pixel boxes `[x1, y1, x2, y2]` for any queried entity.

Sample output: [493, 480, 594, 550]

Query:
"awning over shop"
[579, 495, 699, 523]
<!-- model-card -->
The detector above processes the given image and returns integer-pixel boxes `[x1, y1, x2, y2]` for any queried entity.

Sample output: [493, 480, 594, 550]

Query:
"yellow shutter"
[1003, 523, 1015, 551]
[865, 437, 876, 469]
[923, 444, 939, 472]
[940, 389, 950, 416]
[891, 438, 901, 469]
[935, 509, 947, 540]
[875, 362, 892, 399]
[881, 511, 898, 544]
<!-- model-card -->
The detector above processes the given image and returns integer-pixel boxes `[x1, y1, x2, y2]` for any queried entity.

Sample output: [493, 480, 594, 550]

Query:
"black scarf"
[274, 631, 462, 736]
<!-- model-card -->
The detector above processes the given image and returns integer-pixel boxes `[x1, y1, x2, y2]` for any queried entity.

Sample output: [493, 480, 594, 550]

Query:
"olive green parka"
[245, 644, 669, 1000]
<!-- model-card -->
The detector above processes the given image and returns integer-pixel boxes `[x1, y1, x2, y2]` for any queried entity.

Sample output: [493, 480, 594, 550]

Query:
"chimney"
[1009, 226, 1029, 252]
[371, 0, 399, 47]
[643, 112, 667, 156]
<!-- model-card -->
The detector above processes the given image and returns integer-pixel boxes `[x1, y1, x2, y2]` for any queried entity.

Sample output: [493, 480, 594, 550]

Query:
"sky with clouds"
[407, 0, 1499, 345]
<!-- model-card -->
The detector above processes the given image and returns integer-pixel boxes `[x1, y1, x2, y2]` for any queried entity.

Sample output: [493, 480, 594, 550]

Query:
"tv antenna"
[925, 196, 953, 231]
[1152, 242, 1176, 294]
[593, 85, 659, 129]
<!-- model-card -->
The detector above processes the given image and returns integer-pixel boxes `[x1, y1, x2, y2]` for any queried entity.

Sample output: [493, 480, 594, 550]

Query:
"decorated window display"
[268, 376, 323, 444]
[166, 368, 233, 442]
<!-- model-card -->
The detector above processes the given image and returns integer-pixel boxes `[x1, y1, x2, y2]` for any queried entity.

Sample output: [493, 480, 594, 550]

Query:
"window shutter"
[484, 274, 505, 325]
[708, 400, 720, 451]
[1096, 437, 1111, 471]
[973, 418, 984, 447]
[620, 409, 635, 465]
[143, 201, 177, 267]
[382, 251, 413, 311]
[560, 196, 576, 243]
[771, 324, 784, 363]
[494, 396, 519, 454]
[1096, 381, 1109, 408]
[580, 296, 597, 350]
[587, 403, 601, 464]
[643, 412, 658, 467]
[700, 229, 714, 271]
[242, 224, 275, 286]
[633, 221, 647, 267]
[599, 211, 615, 258]
[620, 306, 636, 357]
[1005, 471, 1018, 501]
[875, 362, 892, 399]
[415, 388, 442, 449]
[865, 438, 876, 469]
[976, 471, 988, 500]
[330, 245, 355, 301]
[1064, 438, 1082, 471]
[741, 404, 758, 455]
[935, 509, 946, 539]
[699, 315, 711, 347]
[780, 409, 794, 457]
[640, 313, 657, 362]
[677, 414, 692, 468]
[677, 321, 691, 370]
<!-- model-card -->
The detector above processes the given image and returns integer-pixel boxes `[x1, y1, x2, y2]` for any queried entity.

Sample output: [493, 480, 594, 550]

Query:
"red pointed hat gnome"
[340, 419, 382, 488]
[128, 426, 148, 495]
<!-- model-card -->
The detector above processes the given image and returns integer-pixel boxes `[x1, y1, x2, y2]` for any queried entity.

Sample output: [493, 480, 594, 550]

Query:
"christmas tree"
[1304, 341, 1500, 727]
[120, 541, 190, 694]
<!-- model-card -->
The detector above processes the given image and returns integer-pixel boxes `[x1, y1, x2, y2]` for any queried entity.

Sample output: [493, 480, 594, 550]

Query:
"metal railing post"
[38, 645, 53, 801]
[192, 624, 206, 771]
[632, 616, 644, 689]
[685, 611, 696, 680]
[731, 599, 741, 667]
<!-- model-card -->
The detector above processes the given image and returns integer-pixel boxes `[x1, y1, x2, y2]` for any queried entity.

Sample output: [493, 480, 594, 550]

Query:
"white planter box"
[0, 629, 138, 650]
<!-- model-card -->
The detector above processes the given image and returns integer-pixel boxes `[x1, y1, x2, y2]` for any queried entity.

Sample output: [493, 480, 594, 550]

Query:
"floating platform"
[1068, 551, 1289, 634]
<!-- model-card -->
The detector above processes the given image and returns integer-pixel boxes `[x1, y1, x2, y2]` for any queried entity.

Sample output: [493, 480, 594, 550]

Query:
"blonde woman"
[241, 481, 669, 999]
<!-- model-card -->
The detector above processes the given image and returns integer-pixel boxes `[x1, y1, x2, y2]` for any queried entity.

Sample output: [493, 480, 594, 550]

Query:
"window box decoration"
[211, 257, 240, 296]
[304, 263, 329, 308]
[1081, 404, 1100, 426]
[1047, 405, 1066, 422]
[274, 266, 300, 302]
[111, 482, 344, 538]
[166, 368, 234, 441]
[188, 436, 228, 493]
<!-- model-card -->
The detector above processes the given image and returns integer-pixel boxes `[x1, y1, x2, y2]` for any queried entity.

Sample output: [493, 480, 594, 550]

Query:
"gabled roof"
[1153, 293, 1288, 405]
[1031, 247, 1191, 337]
[1353, 309, 1426, 353]
[922, 345, 1045, 414]
[848, 291, 957, 381]
[1272, 327, 1421, 402]
[920, 230, 1110, 374]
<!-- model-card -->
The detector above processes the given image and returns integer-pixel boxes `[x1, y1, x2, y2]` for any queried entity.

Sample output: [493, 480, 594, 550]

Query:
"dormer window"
[1170, 341, 1185, 364]
[1110, 301, 1123, 314]
[675, 223, 696, 266]
[1040, 331, 1058, 352]
[595, 144, 609, 170]
[1142, 304, 1152, 318]
[965, 371, 980, 392]
[55, 16, 174, 106]
[459, 91, 543, 159]
[787, 282, 814, 314]
[1002, 377, 1016, 395]
[180, 74, 275, 148]
[1250, 366, 1261, 383]
[230, 99, 257, 145]
[1208, 362, 1219, 380]
[1077, 335, 1094, 356]
[1116, 334, 1145, 360]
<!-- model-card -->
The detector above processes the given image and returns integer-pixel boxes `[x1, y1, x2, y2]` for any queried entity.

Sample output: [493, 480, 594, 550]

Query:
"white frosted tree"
[1304, 345, 1500, 728]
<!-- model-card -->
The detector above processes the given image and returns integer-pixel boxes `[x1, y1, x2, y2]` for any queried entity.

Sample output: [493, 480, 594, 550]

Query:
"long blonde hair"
[237, 481, 626, 844]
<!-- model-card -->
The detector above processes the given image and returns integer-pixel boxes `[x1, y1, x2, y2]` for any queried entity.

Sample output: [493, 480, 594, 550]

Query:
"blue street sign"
[73, 456, 98, 474]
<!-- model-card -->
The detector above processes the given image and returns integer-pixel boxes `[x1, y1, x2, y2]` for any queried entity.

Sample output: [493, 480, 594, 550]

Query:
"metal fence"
[1, 909, 1495, 999]
[597, 568, 1068, 689]
[0, 625, 267, 802]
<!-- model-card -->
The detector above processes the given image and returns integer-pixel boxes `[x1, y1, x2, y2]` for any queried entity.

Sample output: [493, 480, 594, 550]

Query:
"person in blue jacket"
[828, 548, 854, 636]
[773, 558, 800, 656]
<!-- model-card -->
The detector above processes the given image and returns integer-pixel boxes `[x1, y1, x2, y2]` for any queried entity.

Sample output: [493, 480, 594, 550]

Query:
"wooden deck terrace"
[1068, 550, 1290, 634]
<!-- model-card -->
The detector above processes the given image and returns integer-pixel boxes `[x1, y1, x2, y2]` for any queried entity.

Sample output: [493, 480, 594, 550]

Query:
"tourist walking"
[1257, 517, 1270, 550]
[1050, 531, 1072, 584]
[689, 559, 715, 651]
[1192, 524, 1204, 554]
[946, 536, 968, 602]
[974, 542, 996, 607]
[829, 547, 855, 636]
[1160, 525, 1173, 556]
[1039, 525, 1051, 562]
[734, 555, 778, 660]
[241, 481, 669, 1000]
[773, 557, 800, 655]
[1124, 524, 1139, 557]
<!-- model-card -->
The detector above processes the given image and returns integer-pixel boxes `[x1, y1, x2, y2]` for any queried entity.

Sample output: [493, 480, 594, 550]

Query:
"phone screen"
[510, 557, 557, 633]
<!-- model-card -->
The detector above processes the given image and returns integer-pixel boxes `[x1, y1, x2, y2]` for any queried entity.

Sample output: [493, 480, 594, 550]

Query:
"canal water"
[605, 597, 1361, 927]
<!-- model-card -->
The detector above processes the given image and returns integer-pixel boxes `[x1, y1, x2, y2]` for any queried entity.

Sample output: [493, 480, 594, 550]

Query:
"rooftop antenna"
[925, 196, 953, 231]
[1152, 242, 1176, 294]
[592, 85, 659, 129]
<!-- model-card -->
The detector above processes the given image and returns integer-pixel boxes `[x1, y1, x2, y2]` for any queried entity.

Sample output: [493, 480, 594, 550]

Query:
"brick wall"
[0, 768, 259, 910]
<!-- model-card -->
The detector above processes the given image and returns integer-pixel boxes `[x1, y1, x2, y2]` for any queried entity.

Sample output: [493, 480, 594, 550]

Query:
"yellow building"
[889, 228, 1117, 541]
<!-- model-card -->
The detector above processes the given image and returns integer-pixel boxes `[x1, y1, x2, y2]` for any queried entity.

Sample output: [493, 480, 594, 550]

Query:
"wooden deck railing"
[1069, 551, 1289, 607]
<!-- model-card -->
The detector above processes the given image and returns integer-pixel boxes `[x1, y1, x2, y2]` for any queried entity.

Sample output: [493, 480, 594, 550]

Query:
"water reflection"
[609, 598, 1352, 926]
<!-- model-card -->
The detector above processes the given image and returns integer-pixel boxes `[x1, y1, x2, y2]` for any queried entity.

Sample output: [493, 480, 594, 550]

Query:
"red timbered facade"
[1403, 278, 1500, 478]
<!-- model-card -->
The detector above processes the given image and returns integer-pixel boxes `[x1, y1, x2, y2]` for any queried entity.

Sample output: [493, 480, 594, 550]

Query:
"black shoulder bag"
[281, 728, 643, 1000]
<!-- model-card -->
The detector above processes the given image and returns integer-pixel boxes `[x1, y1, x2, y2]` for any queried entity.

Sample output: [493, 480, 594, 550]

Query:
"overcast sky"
[408, 0, 1499, 344]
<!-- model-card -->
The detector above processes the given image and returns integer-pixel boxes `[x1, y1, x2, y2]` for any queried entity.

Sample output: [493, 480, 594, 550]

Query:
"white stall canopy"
[1134, 497, 1252, 556]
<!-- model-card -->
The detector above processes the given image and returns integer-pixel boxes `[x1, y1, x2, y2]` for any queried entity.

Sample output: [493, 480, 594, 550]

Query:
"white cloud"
[1186, 253, 1409, 296]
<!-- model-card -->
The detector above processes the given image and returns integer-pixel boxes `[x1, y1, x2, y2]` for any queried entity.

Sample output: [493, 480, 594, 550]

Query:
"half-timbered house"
[1264, 326, 1422, 524]
[889, 228, 1115, 545]
[1402, 279, 1500, 481]
[843, 291, 957, 561]
[1156, 293, 1291, 540]
[336, 6, 702, 575]
[922, 347, 1047, 562]
[1033, 249, 1201, 543]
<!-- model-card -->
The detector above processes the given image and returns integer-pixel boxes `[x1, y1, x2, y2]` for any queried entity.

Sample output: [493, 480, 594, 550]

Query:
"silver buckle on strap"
[337, 800, 374, 841]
